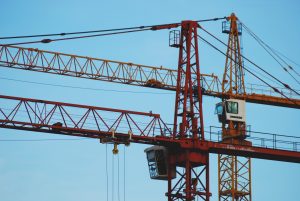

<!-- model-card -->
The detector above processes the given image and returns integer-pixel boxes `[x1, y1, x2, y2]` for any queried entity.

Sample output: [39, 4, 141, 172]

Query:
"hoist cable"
[199, 26, 300, 96]
[0, 26, 152, 40]
[239, 40, 288, 87]
[287, 71, 300, 85]
[0, 17, 226, 41]
[242, 22, 300, 81]
[118, 154, 120, 201]
[123, 145, 126, 201]
[229, 29, 280, 86]
[0, 74, 173, 95]
[198, 35, 299, 106]
[265, 48, 300, 78]
[1, 29, 152, 46]
[112, 153, 115, 201]
[241, 23, 300, 84]
[243, 65, 281, 86]
[200, 26, 294, 89]
[243, 24, 289, 65]
[196, 17, 227, 23]
[241, 22, 296, 68]
[274, 49, 300, 69]
[290, 66, 300, 77]
[106, 144, 109, 201]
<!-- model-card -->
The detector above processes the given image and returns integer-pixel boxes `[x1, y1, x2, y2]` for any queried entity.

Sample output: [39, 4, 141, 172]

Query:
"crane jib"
[0, 45, 299, 108]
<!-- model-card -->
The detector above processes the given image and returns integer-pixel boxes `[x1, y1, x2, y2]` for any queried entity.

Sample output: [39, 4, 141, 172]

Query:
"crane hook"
[112, 143, 119, 155]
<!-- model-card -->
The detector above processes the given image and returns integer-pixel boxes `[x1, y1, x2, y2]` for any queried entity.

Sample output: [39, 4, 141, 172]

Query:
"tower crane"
[0, 14, 299, 201]
[217, 13, 251, 201]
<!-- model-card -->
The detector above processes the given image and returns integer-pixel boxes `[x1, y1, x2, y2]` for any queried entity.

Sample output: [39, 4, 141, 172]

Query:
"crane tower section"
[173, 21, 204, 140]
[218, 13, 251, 201]
[167, 20, 210, 201]
[222, 13, 245, 96]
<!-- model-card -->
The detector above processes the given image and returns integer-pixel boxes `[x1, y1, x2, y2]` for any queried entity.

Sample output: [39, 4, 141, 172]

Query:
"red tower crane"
[0, 15, 299, 201]
[169, 20, 209, 200]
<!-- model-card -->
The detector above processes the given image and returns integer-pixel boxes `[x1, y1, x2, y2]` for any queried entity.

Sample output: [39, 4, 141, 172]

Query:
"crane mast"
[168, 20, 209, 201]
[173, 21, 204, 140]
[0, 16, 299, 201]
[222, 13, 245, 95]
[218, 13, 251, 201]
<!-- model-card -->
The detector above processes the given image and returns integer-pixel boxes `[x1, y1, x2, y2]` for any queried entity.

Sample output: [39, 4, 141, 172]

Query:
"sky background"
[0, 0, 300, 201]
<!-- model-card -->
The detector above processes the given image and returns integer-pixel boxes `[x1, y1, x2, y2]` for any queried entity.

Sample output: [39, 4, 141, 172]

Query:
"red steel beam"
[0, 94, 299, 163]
[179, 140, 300, 163]
[207, 141, 300, 163]
[0, 94, 172, 142]
[170, 20, 209, 201]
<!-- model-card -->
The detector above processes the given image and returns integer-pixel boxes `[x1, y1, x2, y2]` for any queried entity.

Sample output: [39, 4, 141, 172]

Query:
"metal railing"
[246, 83, 300, 99]
[208, 126, 300, 152]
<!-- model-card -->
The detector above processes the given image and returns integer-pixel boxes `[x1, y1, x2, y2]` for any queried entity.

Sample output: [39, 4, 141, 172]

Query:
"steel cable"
[1, 29, 152, 46]
[0, 17, 226, 40]
[199, 26, 300, 96]
[241, 22, 300, 85]
[123, 145, 126, 201]
[106, 144, 109, 201]
[198, 35, 299, 106]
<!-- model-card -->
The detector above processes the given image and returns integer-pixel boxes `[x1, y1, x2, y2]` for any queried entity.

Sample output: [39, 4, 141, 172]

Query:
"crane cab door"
[144, 146, 176, 180]
[215, 99, 246, 123]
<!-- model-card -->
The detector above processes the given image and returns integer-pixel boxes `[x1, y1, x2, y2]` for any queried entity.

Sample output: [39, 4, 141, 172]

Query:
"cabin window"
[215, 104, 224, 115]
[226, 101, 238, 114]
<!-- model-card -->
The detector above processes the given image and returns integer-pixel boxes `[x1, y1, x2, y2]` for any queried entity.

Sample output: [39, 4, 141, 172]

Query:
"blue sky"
[0, 0, 299, 201]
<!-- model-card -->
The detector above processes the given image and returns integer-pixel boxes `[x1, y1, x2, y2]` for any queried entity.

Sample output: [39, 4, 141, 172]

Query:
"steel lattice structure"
[0, 94, 299, 161]
[219, 13, 251, 201]
[0, 46, 299, 108]
[218, 155, 251, 200]
[168, 20, 209, 201]
[0, 16, 299, 201]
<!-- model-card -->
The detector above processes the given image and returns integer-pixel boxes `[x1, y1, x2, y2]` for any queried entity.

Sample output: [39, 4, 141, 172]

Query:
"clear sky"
[0, 0, 299, 201]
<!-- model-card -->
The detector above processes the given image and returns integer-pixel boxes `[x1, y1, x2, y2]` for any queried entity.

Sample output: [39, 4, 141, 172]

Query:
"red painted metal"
[0, 19, 299, 201]
[169, 20, 209, 201]
[0, 94, 299, 163]
[185, 140, 300, 163]
[0, 94, 172, 142]
[173, 21, 204, 139]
